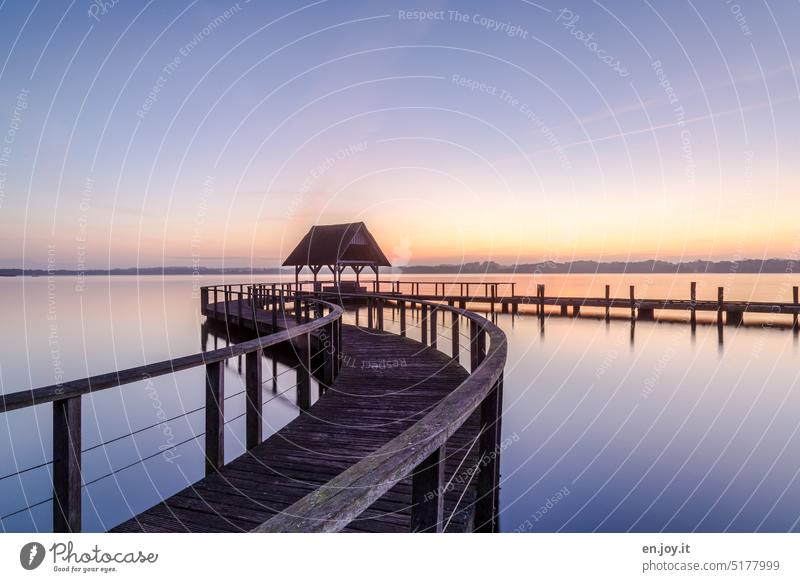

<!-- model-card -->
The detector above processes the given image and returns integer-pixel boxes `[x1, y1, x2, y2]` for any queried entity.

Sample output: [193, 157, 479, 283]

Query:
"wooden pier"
[281, 279, 800, 329]
[0, 284, 506, 533]
[3, 275, 798, 534]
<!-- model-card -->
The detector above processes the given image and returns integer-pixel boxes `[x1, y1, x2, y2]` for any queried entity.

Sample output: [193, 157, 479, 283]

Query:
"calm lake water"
[1, 273, 798, 532]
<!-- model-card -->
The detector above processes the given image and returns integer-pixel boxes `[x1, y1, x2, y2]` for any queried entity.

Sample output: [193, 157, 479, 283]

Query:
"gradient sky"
[0, 0, 798, 268]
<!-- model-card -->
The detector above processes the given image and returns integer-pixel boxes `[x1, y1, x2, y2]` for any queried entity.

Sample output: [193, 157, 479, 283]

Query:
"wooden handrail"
[0, 291, 342, 413]
[251, 293, 507, 533]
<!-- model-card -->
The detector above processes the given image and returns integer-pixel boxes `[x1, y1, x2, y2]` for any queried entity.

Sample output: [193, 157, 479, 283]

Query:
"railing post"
[421, 303, 429, 346]
[400, 300, 407, 337]
[245, 351, 263, 450]
[297, 334, 311, 411]
[271, 285, 278, 328]
[430, 305, 437, 348]
[323, 321, 335, 387]
[475, 374, 503, 533]
[200, 287, 208, 315]
[470, 320, 486, 372]
[53, 396, 81, 533]
[450, 301, 459, 360]
[411, 446, 445, 532]
[205, 360, 224, 476]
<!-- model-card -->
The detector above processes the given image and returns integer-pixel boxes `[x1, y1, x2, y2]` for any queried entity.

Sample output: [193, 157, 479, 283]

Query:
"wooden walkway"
[113, 324, 481, 533]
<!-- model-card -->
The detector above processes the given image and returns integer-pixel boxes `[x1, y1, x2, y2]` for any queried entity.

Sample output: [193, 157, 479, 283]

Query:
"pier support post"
[430, 305, 437, 349]
[53, 396, 82, 533]
[450, 301, 459, 360]
[421, 304, 429, 346]
[630, 285, 636, 320]
[501, 301, 508, 314]
[475, 374, 503, 533]
[690, 281, 697, 330]
[605, 285, 610, 322]
[537, 285, 545, 320]
[377, 298, 384, 331]
[637, 307, 655, 321]
[726, 310, 744, 327]
[296, 334, 311, 411]
[717, 287, 724, 326]
[793, 286, 798, 332]
[411, 446, 445, 532]
[200, 287, 208, 315]
[572, 304, 581, 317]
[205, 360, 225, 476]
[560, 304, 568, 317]
[245, 351, 262, 450]
[400, 300, 407, 337]
[367, 297, 373, 330]
[470, 320, 486, 372]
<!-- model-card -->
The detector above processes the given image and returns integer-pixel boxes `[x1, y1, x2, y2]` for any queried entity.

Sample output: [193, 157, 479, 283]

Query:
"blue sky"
[0, 0, 798, 268]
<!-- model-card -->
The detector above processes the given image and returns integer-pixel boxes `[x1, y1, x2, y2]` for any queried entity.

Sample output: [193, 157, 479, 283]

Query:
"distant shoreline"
[1, 258, 796, 277]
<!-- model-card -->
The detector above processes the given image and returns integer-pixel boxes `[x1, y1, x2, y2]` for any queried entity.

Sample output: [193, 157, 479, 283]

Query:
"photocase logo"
[19, 542, 46, 570]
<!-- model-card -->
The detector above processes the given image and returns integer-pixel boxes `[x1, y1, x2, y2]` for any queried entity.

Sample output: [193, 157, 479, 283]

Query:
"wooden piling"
[205, 360, 225, 476]
[605, 284, 610, 322]
[629, 285, 635, 320]
[245, 351, 262, 450]
[53, 396, 82, 533]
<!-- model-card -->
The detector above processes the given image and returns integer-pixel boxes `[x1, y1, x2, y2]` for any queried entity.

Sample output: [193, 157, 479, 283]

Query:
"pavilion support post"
[411, 446, 445, 533]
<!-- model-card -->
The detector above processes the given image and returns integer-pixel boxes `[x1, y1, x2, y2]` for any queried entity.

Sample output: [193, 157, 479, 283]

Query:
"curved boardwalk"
[113, 324, 480, 533]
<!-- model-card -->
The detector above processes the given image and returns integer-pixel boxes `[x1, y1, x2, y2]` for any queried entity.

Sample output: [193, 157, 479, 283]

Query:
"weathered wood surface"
[112, 325, 481, 533]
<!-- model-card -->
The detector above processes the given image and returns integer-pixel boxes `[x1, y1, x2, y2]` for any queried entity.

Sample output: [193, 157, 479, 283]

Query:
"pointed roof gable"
[282, 222, 392, 267]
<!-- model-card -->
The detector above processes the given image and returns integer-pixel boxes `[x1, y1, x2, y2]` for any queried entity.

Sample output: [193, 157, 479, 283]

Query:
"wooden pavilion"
[282, 222, 391, 289]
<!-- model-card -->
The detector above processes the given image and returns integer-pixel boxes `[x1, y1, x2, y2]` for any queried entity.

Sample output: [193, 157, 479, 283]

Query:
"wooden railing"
[0, 289, 342, 533]
[249, 289, 508, 533]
